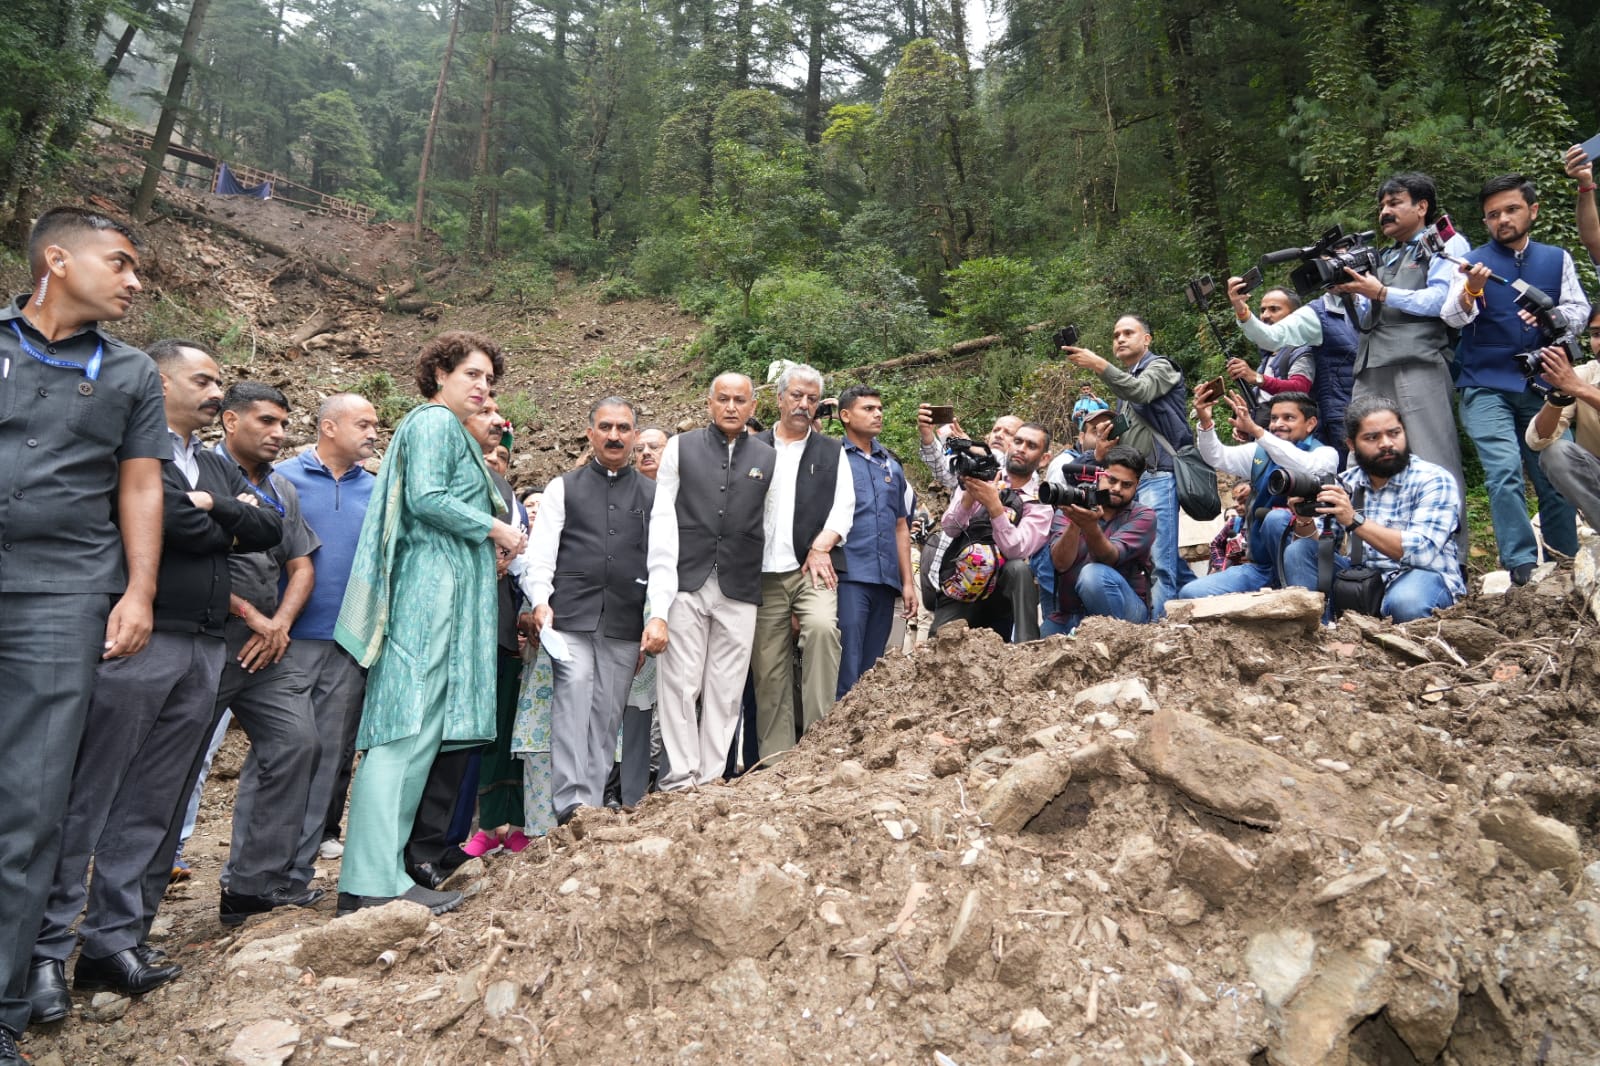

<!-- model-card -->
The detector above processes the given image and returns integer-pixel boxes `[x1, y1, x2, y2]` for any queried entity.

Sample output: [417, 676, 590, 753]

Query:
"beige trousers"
[656, 573, 757, 790]
[751, 568, 840, 760]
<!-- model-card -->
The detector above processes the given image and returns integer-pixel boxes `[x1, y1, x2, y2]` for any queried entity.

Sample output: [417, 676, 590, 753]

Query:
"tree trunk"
[467, 0, 506, 255]
[801, 10, 825, 145]
[414, 0, 463, 243]
[543, 0, 571, 231]
[1163, 10, 1227, 273]
[733, 0, 754, 89]
[133, 0, 212, 220]
[103, 0, 158, 80]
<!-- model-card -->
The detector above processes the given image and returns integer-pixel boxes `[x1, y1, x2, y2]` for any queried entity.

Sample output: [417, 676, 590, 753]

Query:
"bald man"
[646, 374, 776, 791]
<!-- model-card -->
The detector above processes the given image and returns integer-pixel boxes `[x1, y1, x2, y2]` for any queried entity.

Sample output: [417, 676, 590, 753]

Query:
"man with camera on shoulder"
[1177, 389, 1339, 599]
[929, 424, 1053, 642]
[1525, 309, 1600, 533]
[1282, 396, 1464, 622]
[1044, 445, 1157, 631]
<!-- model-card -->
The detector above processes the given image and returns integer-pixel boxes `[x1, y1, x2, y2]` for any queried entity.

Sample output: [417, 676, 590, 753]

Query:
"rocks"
[1270, 940, 1391, 1066]
[1069, 678, 1157, 714]
[978, 750, 1073, 834]
[685, 862, 806, 958]
[483, 979, 520, 1019]
[1162, 588, 1326, 633]
[1173, 831, 1256, 905]
[832, 760, 869, 787]
[1387, 972, 1460, 1061]
[1312, 867, 1387, 905]
[83, 991, 131, 1023]
[1009, 1007, 1051, 1044]
[225, 1020, 301, 1066]
[291, 899, 433, 976]
[623, 836, 674, 858]
[707, 958, 769, 1010]
[1478, 800, 1582, 888]
[942, 889, 991, 980]
[1246, 929, 1316, 1008]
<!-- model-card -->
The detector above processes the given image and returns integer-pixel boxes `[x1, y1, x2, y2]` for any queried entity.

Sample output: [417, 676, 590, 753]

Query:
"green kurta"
[336, 402, 504, 749]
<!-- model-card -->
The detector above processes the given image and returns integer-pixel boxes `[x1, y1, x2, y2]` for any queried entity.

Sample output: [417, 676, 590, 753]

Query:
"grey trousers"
[1539, 438, 1600, 533]
[282, 638, 367, 890]
[1354, 360, 1468, 555]
[0, 592, 109, 1035]
[619, 701, 657, 807]
[35, 631, 224, 964]
[657, 573, 757, 791]
[214, 618, 320, 895]
[548, 628, 639, 813]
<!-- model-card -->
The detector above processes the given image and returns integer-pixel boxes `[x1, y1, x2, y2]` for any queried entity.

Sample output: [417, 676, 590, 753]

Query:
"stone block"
[978, 749, 1073, 834]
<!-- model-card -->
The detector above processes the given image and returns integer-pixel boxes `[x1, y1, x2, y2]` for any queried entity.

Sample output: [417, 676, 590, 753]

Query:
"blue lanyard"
[243, 475, 287, 516]
[10, 320, 102, 381]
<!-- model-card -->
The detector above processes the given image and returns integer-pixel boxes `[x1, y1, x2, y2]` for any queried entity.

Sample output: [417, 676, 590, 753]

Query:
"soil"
[13, 140, 1600, 1066]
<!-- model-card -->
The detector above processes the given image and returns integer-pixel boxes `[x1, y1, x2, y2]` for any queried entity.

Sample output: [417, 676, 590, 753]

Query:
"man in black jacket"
[27, 340, 281, 1017]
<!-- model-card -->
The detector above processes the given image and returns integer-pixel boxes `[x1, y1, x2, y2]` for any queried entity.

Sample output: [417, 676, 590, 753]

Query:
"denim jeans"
[1458, 386, 1578, 567]
[1136, 470, 1188, 617]
[1178, 510, 1293, 599]
[1066, 562, 1151, 628]
[1282, 538, 1456, 621]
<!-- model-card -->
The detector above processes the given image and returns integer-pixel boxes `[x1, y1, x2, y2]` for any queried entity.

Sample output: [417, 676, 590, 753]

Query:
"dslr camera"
[1037, 481, 1111, 509]
[945, 437, 1002, 481]
[1260, 225, 1383, 302]
[1266, 468, 1337, 517]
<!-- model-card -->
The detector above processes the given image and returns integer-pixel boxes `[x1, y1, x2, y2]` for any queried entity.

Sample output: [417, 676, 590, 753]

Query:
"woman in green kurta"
[333, 331, 527, 915]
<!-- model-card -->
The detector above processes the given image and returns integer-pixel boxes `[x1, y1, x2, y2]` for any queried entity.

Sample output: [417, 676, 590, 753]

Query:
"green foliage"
[628, 234, 698, 295]
[493, 259, 557, 312]
[495, 389, 542, 434]
[353, 370, 422, 426]
[939, 256, 1041, 340]
[597, 275, 645, 303]
[289, 90, 380, 194]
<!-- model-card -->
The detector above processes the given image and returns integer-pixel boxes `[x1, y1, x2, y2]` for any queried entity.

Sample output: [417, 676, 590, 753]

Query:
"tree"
[414, 0, 462, 240]
[291, 89, 378, 193]
[134, 0, 212, 219]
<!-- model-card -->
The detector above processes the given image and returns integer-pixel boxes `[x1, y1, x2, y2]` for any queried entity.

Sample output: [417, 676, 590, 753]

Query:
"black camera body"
[946, 437, 1002, 481]
[1261, 225, 1382, 302]
[1266, 467, 1337, 516]
[1052, 324, 1079, 350]
[1505, 282, 1587, 402]
[1038, 480, 1111, 509]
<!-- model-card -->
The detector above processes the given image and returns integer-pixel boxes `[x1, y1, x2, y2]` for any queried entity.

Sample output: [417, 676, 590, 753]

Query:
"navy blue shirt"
[0, 296, 168, 594]
[275, 446, 375, 639]
[840, 438, 908, 589]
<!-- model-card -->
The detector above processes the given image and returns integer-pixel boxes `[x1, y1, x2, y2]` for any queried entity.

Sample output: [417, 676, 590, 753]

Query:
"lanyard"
[10, 320, 102, 381]
[243, 474, 287, 516]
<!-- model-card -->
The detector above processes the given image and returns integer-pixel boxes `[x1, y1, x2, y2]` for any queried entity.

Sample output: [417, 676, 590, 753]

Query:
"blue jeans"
[837, 581, 898, 699]
[1459, 386, 1578, 567]
[1136, 470, 1192, 617]
[1282, 538, 1456, 621]
[1058, 563, 1151, 632]
[1179, 510, 1293, 598]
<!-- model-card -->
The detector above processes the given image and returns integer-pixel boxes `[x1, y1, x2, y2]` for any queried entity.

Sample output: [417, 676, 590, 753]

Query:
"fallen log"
[837, 321, 1053, 378]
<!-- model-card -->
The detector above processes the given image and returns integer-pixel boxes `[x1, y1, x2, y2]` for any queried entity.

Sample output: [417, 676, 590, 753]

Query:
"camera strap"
[1347, 486, 1368, 567]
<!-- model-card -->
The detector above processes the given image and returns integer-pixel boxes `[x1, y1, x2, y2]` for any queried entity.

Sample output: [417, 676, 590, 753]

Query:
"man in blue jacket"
[1444, 174, 1590, 585]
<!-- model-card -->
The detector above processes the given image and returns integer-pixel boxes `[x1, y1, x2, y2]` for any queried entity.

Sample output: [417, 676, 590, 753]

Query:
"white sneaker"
[318, 838, 345, 860]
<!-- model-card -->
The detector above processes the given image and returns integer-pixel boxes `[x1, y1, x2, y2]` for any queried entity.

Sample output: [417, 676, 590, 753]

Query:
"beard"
[1005, 454, 1037, 478]
[1356, 444, 1410, 479]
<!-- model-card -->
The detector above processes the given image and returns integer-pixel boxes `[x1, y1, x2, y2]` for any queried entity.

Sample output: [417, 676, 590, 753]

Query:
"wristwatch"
[1346, 511, 1366, 533]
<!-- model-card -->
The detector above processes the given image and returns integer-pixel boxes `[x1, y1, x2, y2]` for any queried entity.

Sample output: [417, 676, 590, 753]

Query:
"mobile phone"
[815, 400, 837, 420]
[1237, 266, 1263, 294]
[1052, 324, 1080, 350]
[1195, 376, 1227, 404]
[1183, 275, 1216, 308]
[1433, 213, 1457, 243]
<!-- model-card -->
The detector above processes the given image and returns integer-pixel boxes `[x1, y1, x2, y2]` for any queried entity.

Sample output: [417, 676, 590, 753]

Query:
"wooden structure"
[114, 125, 374, 224]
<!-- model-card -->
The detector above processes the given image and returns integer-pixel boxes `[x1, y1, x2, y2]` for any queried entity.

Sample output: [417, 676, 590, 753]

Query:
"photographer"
[916, 407, 1022, 490]
[1443, 174, 1588, 584]
[930, 424, 1053, 642]
[1034, 411, 1123, 635]
[1330, 171, 1469, 553]
[1177, 390, 1338, 599]
[1564, 144, 1600, 266]
[1064, 315, 1194, 615]
[1283, 396, 1464, 622]
[1525, 310, 1600, 532]
[1046, 445, 1157, 631]
[1226, 280, 1356, 466]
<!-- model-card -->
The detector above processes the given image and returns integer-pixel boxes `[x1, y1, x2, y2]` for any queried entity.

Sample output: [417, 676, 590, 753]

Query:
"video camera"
[945, 437, 1001, 482]
[1260, 225, 1383, 303]
[1266, 468, 1337, 517]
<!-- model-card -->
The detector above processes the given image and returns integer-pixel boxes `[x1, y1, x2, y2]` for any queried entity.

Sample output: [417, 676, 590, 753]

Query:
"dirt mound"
[25, 569, 1600, 1066]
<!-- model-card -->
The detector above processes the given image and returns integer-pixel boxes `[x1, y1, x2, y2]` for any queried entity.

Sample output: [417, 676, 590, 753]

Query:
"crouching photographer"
[1283, 397, 1464, 622]
[1178, 390, 1338, 599]
[1044, 445, 1157, 632]
[929, 425, 1053, 642]
[1525, 311, 1600, 533]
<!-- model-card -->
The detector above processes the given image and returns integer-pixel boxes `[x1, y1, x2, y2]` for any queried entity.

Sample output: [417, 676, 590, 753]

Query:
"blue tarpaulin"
[214, 163, 272, 199]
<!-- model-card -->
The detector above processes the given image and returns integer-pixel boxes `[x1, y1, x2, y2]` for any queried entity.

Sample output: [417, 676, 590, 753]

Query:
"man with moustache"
[1, 209, 166, 1059]
[1331, 172, 1470, 553]
[276, 393, 380, 875]
[1443, 174, 1589, 585]
[1283, 396, 1464, 620]
[28, 340, 280, 1019]
[207, 383, 323, 924]
[523, 398, 659, 818]
[647, 374, 775, 790]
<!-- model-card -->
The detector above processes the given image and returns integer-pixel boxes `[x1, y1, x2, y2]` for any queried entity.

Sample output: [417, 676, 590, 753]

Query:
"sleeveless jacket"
[1246, 436, 1321, 563]
[1455, 240, 1565, 392]
[674, 426, 776, 604]
[551, 461, 654, 641]
[757, 427, 847, 574]
[1310, 300, 1358, 447]
[1357, 240, 1450, 372]
[1123, 353, 1194, 473]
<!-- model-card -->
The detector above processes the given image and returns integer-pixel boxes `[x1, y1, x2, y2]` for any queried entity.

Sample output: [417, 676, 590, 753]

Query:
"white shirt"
[643, 434, 697, 621]
[761, 428, 855, 573]
[1195, 426, 1339, 482]
[169, 427, 201, 488]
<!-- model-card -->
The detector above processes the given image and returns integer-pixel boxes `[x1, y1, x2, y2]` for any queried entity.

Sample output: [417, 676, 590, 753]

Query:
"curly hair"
[415, 331, 506, 398]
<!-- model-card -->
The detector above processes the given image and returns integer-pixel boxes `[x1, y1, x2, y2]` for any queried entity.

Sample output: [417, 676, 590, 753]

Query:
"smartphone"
[1052, 324, 1079, 350]
[1195, 376, 1227, 404]
[1183, 275, 1216, 308]
[1237, 266, 1264, 294]
[815, 400, 838, 420]
[927, 404, 955, 425]
[1433, 213, 1457, 243]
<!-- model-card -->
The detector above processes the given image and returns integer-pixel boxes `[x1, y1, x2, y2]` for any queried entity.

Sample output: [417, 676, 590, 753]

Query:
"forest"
[4, 0, 1599, 382]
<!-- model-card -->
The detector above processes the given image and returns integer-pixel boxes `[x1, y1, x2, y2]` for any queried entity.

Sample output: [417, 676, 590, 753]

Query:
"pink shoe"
[460, 830, 501, 858]
[502, 830, 530, 853]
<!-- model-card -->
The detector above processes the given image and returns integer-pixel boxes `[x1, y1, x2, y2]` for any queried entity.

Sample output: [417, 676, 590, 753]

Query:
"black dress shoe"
[437, 845, 469, 873]
[25, 958, 69, 1024]
[74, 947, 182, 995]
[220, 885, 326, 926]
[135, 943, 169, 966]
[0, 1024, 24, 1065]
[406, 861, 449, 890]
